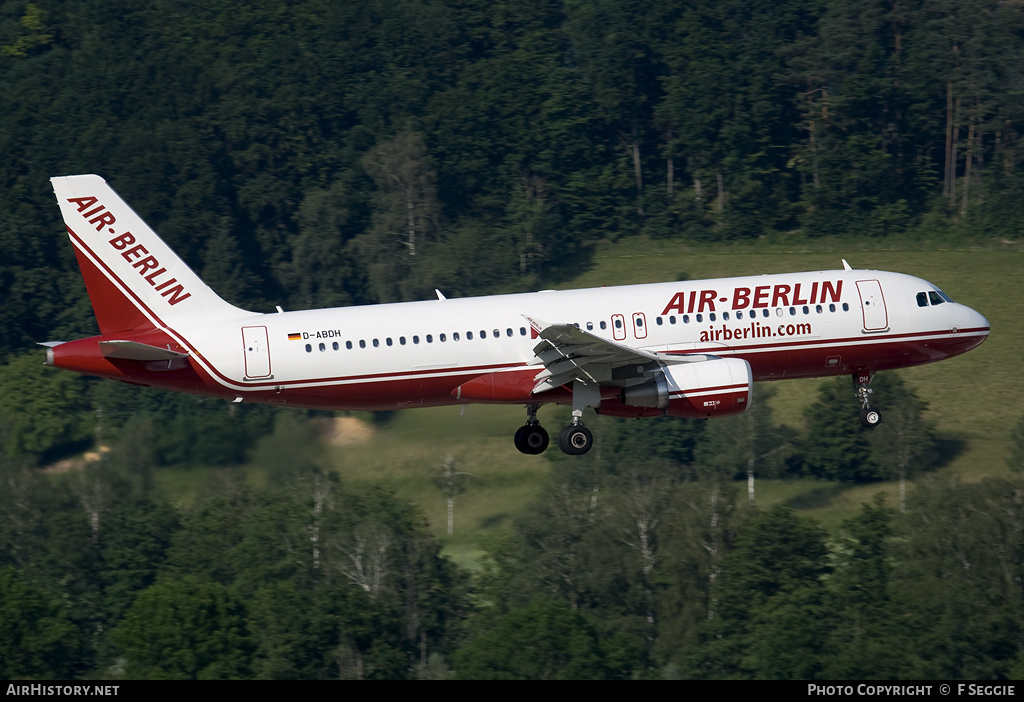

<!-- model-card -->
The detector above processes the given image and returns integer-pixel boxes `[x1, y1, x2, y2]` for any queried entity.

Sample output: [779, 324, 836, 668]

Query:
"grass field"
[158, 237, 1023, 563]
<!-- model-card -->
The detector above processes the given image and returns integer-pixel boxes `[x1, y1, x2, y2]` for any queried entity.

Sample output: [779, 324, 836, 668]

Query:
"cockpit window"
[917, 292, 928, 307]
[928, 291, 946, 306]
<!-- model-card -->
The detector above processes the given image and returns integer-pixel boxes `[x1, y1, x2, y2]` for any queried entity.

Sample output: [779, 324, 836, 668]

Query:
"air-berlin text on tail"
[661, 281, 843, 315]
[66, 196, 192, 306]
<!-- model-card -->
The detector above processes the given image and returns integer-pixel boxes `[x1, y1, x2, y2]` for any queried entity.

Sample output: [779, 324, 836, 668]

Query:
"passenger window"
[453, 332, 460, 341]
[426, 334, 433, 343]
[722, 312, 729, 321]
[413, 335, 420, 344]
[829, 304, 836, 313]
[333, 342, 339, 350]
[439, 333, 446, 342]
[917, 292, 929, 307]
[599, 321, 607, 330]
[506, 328, 513, 337]
[386, 338, 393, 346]
[480, 330, 487, 338]
[762, 309, 770, 318]
[614, 318, 622, 329]
[709, 313, 716, 322]
[467, 331, 473, 340]
[359, 340, 366, 349]
[346, 341, 353, 350]
[372, 339, 379, 348]
[305, 344, 312, 353]
[399, 337, 406, 345]
[319, 342, 326, 351]
[842, 303, 850, 311]
[670, 316, 677, 324]
[696, 314, 703, 323]
[520, 327, 527, 336]
[737, 311, 743, 319]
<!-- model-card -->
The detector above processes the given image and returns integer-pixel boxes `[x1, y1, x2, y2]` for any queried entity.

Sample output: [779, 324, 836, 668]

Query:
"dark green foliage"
[453, 596, 614, 680]
[690, 505, 832, 679]
[823, 495, 913, 679]
[796, 377, 880, 481]
[795, 373, 938, 483]
[0, 352, 94, 461]
[112, 576, 252, 679]
[0, 567, 80, 679]
[3, 0, 1021, 366]
[893, 476, 1024, 679]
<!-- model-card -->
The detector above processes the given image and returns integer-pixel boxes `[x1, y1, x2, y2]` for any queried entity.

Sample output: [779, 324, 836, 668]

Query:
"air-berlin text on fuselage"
[66, 196, 192, 306]
[661, 281, 843, 316]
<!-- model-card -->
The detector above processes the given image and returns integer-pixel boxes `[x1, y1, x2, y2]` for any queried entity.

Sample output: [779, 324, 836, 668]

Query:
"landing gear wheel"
[859, 408, 881, 428]
[514, 425, 549, 454]
[557, 424, 594, 455]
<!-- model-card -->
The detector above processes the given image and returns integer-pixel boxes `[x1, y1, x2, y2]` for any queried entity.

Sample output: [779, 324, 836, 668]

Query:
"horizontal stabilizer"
[98, 340, 189, 361]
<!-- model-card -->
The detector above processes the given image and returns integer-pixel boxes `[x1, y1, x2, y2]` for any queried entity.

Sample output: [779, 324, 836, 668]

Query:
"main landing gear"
[513, 404, 549, 455]
[513, 411, 595, 456]
[514, 380, 600, 456]
[854, 371, 881, 428]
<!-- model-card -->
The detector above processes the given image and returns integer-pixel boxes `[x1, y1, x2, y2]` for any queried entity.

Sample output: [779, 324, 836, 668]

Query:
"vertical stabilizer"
[51, 175, 249, 333]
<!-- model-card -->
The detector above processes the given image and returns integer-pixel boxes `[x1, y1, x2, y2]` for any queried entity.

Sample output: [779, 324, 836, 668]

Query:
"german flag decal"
[288, 333, 301, 341]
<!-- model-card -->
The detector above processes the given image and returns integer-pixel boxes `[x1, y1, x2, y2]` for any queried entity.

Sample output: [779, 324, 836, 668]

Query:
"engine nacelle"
[621, 357, 753, 419]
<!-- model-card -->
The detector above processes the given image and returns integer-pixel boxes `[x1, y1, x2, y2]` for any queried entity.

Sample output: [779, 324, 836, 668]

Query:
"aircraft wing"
[523, 316, 709, 393]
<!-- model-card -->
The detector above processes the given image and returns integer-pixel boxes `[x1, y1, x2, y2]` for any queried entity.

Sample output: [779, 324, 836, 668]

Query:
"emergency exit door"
[856, 280, 889, 332]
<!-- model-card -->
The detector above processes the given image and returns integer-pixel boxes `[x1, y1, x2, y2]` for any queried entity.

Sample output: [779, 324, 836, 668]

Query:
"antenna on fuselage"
[842, 259, 853, 271]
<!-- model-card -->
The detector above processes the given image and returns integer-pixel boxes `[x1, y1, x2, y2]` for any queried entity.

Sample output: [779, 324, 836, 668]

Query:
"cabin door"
[242, 326, 272, 378]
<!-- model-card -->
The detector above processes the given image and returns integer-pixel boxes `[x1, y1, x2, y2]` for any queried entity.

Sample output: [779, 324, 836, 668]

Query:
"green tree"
[112, 576, 251, 679]
[0, 352, 94, 461]
[690, 505, 831, 678]
[893, 476, 1024, 678]
[0, 567, 80, 679]
[453, 596, 615, 679]
[866, 373, 939, 511]
[823, 495, 913, 678]
[796, 376, 879, 481]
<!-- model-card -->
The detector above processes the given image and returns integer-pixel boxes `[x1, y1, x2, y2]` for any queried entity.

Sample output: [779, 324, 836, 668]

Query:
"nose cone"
[958, 303, 990, 351]
[962, 304, 989, 332]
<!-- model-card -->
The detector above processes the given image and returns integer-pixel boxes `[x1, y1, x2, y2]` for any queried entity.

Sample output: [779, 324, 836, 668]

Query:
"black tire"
[557, 424, 594, 455]
[859, 408, 881, 428]
[514, 425, 549, 454]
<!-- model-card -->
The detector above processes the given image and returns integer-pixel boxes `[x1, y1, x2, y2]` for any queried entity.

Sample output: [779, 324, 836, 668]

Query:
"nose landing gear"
[854, 371, 881, 427]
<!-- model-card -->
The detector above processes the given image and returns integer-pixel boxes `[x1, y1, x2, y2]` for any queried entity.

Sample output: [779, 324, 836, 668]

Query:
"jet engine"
[614, 356, 753, 419]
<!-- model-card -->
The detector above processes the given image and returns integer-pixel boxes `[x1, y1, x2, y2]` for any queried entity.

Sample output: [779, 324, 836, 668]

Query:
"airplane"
[43, 174, 990, 455]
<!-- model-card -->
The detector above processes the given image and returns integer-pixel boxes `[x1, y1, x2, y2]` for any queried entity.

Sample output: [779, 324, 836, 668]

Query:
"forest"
[2, 0, 1024, 679]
